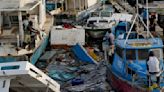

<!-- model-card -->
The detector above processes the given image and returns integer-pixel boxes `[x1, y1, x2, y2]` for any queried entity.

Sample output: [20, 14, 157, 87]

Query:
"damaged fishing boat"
[106, 11, 164, 92]
[0, 0, 60, 92]
[84, 5, 116, 39]
[106, 36, 164, 92]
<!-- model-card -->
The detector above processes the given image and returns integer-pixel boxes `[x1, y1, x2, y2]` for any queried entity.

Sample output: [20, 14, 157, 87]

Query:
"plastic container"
[71, 78, 84, 86]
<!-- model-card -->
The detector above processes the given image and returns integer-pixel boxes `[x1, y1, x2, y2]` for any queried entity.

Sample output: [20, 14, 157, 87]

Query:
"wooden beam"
[18, 11, 23, 46]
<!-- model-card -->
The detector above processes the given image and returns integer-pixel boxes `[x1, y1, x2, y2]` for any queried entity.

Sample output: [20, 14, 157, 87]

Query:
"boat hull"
[0, 34, 49, 65]
[30, 33, 50, 65]
[106, 65, 148, 92]
[85, 28, 110, 38]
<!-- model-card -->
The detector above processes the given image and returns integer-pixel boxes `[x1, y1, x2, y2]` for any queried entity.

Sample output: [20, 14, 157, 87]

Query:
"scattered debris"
[37, 47, 113, 92]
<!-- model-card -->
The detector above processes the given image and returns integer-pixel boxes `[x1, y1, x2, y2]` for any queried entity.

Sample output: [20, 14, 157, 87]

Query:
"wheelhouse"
[112, 38, 164, 82]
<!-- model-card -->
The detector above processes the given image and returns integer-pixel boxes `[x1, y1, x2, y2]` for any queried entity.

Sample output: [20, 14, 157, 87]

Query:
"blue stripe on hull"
[30, 34, 49, 65]
[0, 57, 16, 63]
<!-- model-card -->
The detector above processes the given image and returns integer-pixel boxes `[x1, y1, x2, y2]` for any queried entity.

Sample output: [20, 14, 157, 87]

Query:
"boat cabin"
[110, 13, 133, 38]
[114, 21, 131, 38]
[112, 38, 164, 85]
[86, 17, 113, 28]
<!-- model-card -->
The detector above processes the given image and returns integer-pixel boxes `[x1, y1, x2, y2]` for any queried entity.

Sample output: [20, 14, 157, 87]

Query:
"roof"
[0, 1, 40, 11]
[111, 13, 133, 22]
[115, 38, 163, 49]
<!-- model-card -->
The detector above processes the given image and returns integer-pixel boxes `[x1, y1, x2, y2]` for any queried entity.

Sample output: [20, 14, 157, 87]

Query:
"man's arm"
[30, 27, 39, 34]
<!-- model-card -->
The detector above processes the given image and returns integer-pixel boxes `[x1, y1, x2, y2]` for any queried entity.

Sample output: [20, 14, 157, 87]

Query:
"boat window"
[10, 16, 18, 24]
[116, 26, 126, 31]
[115, 46, 123, 58]
[101, 12, 110, 17]
[91, 12, 99, 17]
[99, 20, 108, 23]
[138, 49, 149, 60]
[126, 49, 136, 60]
[88, 20, 97, 24]
[127, 67, 135, 75]
[124, 33, 137, 39]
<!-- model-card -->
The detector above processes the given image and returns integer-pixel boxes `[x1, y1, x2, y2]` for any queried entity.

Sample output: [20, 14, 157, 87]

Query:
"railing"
[132, 65, 164, 87]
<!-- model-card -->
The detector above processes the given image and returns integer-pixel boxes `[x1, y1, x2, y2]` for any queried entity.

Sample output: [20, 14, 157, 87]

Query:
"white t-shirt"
[103, 32, 115, 45]
[23, 19, 29, 30]
[117, 33, 124, 39]
[147, 56, 160, 73]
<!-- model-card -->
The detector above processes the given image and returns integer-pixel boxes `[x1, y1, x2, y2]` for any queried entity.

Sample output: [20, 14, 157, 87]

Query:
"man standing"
[147, 51, 160, 86]
[103, 30, 115, 62]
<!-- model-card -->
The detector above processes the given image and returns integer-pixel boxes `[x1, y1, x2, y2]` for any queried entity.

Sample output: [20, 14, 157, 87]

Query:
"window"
[88, 20, 97, 24]
[91, 12, 99, 17]
[101, 12, 111, 17]
[115, 46, 123, 58]
[138, 49, 149, 60]
[126, 49, 136, 60]
[116, 26, 126, 31]
[10, 16, 18, 24]
[127, 67, 135, 75]
[124, 33, 137, 39]
[99, 20, 108, 23]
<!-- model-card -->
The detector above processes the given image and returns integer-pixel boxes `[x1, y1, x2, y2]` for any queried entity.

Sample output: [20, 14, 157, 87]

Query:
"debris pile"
[38, 48, 113, 92]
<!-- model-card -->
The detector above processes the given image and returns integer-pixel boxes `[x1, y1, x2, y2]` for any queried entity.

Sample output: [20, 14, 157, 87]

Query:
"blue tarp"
[72, 43, 98, 64]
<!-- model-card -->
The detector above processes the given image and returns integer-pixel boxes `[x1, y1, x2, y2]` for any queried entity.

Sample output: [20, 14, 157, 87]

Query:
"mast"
[146, 0, 149, 37]
[136, 0, 139, 34]
[18, 11, 23, 47]
[124, 0, 156, 45]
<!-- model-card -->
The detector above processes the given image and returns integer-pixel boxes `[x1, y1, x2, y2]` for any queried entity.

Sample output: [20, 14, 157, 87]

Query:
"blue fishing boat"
[106, 37, 164, 92]
[106, 11, 164, 92]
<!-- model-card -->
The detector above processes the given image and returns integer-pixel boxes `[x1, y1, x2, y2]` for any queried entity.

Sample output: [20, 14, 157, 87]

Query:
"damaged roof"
[0, 1, 40, 11]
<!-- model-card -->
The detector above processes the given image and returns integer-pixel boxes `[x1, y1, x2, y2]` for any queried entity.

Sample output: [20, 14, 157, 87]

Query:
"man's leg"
[156, 76, 160, 86]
